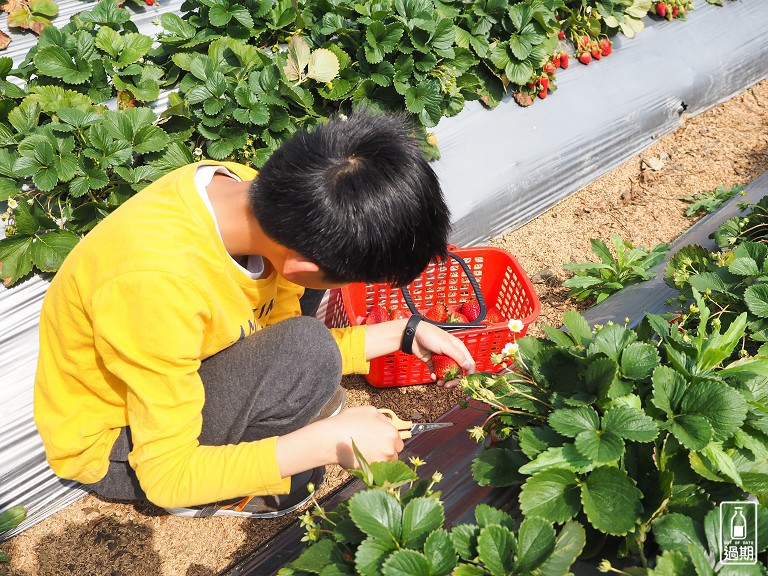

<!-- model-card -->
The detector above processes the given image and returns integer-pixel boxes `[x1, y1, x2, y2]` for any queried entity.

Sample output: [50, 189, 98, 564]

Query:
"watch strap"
[400, 315, 422, 355]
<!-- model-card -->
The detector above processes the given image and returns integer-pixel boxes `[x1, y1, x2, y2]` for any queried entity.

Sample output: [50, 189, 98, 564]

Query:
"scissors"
[378, 408, 454, 439]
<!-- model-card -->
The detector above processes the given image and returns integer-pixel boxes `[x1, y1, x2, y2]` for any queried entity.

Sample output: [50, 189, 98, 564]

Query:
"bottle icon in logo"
[731, 506, 747, 540]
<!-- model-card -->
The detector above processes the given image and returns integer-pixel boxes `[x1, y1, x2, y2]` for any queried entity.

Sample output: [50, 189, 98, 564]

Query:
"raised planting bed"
[218, 173, 768, 576]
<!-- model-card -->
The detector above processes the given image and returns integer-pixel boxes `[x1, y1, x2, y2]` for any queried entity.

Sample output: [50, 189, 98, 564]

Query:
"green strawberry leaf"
[602, 405, 659, 442]
[381, 549, 431, 576]
[477, 525, 516, 576]
[356, 537, 397, 575]
[562, 310, 593, 347]
[0, 234, 34, 286]
[548, 406, 599, 438]
[401, 497, 444, 549]
[519, 469, 580, 523]
[593, 323, 637, 361]
[450, 524, 479, 562]
[348, 490, 402, 544]
[365, 22, 404, 64]
[514, 517, 555, 573]
[651, 512, 706, 553]
[531, 521, 585, 576]
[668, 414, 713, 451]
[651, 365, 687, 416]
[581, 467, 643, 535]
[34, 46, 91, 85]
[475, 504, 515, 530]
[620, 341, 660, 380]
[681, 380, 747, 442]
[574, 429, 624, 463]
[518, 445, 595, 475]
[745, 284, 768, 319]
[405, 79, 443, 127]
[472, 446, 528, 486]
[423, 529, 457, 575]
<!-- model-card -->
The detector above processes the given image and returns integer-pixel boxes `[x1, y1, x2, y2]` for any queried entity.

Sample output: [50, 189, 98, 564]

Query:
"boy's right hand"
[325, 405, 405, 469]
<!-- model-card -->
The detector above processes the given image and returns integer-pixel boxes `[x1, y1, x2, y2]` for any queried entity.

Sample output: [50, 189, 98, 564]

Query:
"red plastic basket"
[341, 245, 541, 387]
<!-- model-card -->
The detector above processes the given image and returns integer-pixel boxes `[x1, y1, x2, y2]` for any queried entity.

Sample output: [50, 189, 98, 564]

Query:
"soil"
[2, 78, 768, 576]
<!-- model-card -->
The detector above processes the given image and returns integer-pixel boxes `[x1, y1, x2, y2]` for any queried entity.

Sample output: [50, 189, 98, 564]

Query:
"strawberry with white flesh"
[431, 353, 463, 382]
[365, 306, 389, 325]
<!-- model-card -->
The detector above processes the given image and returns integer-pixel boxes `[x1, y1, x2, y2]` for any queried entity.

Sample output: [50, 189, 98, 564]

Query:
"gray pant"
[89, 315, 342, 502]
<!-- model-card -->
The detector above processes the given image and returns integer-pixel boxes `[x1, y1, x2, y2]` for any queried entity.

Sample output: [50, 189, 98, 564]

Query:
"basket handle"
[400, 251, 488, 331]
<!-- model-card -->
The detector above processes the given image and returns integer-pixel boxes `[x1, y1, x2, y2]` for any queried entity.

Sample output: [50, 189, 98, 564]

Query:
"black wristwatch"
[400, 315, 422, 354]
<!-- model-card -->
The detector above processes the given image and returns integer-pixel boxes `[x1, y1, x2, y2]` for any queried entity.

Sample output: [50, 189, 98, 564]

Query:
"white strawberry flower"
[502, 342, 519, 358]
[7, 198, 18, 209]
[507, 318, 524, 333]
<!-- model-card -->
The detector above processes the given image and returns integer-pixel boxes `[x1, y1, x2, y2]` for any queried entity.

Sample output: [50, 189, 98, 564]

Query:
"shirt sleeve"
[91, 272, 291, 508]
[330, 326, 370, 375]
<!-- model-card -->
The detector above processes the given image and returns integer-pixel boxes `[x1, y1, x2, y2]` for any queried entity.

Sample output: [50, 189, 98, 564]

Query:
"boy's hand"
[410, 321, 475, 388]
[327, 406, 405, 469]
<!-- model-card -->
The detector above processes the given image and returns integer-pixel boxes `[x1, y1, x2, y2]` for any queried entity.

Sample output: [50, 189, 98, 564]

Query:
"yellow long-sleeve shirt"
[34, 161, 369, 508]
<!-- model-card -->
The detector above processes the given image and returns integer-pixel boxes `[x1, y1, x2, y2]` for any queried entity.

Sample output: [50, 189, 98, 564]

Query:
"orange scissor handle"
[378, 408, 413, 439]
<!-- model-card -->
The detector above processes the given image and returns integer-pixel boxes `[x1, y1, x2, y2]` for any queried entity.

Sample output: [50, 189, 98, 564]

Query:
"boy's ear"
[281, 250, 321, 277]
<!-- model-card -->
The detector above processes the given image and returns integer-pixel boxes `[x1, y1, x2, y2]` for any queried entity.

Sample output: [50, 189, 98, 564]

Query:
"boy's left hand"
[410, 321, 475, 388]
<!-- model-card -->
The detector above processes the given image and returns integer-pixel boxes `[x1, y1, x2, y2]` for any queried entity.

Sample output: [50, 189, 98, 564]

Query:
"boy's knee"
[281, 316, 342, 378]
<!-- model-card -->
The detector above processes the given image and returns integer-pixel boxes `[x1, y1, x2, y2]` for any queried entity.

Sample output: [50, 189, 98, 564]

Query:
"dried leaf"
[513, 91, 534, 107]
[306, 48, 339, 83]
[283, 35, 310, 83]
[0, 30, 10, 51]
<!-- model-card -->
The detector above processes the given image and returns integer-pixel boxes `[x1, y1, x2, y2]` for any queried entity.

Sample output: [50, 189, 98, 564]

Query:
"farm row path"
[2, 77, 768, 576]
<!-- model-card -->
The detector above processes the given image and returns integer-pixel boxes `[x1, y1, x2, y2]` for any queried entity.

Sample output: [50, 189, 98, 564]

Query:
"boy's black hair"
[249, 112, 451, 286]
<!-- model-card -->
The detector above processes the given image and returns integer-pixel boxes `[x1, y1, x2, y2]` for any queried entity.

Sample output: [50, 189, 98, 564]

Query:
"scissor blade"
[410, 422, 454, 435]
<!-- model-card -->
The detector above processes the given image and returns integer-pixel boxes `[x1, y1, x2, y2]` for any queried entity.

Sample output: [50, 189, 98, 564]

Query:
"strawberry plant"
[562, 234, 670, 304]
[664, 242, 768, 355]
[13, 0, 166, 105]
[0, 505, 26, 563]
[279, 444, 586, 575]
[461, 304, 768, 567]
[2, 0, 59, 36]
[712, 194, 768, 249]
[679, 184, 745, 217]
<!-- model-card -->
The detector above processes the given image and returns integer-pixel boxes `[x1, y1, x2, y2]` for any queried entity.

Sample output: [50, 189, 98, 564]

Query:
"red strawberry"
[539, 75, 549, 91]
[671, 5, 678, 17]
[599, 38, 612, 56]
[145, 0, 155, 4]
[424, 302, 448, 323]
[552, 54, 561, 68]
[538, 89, 548, 99]
[484, 306, 505, 324]
[591, 49, 602, 61]
[459, 298, 482, 322]
[578, 51, 592, 65]
[448, 311, 469, 323]
[544, 62, 556, 75]
[558, 30, 565, 40]
[365, 306, 389, 325]
[526, 82, 535, 89]
[559, 53, 569, 69]
[581, 35, 591, 49]
[390, 308, 411, 320]
[656, 2, 667, 17]
[432, 354, 462, 381]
